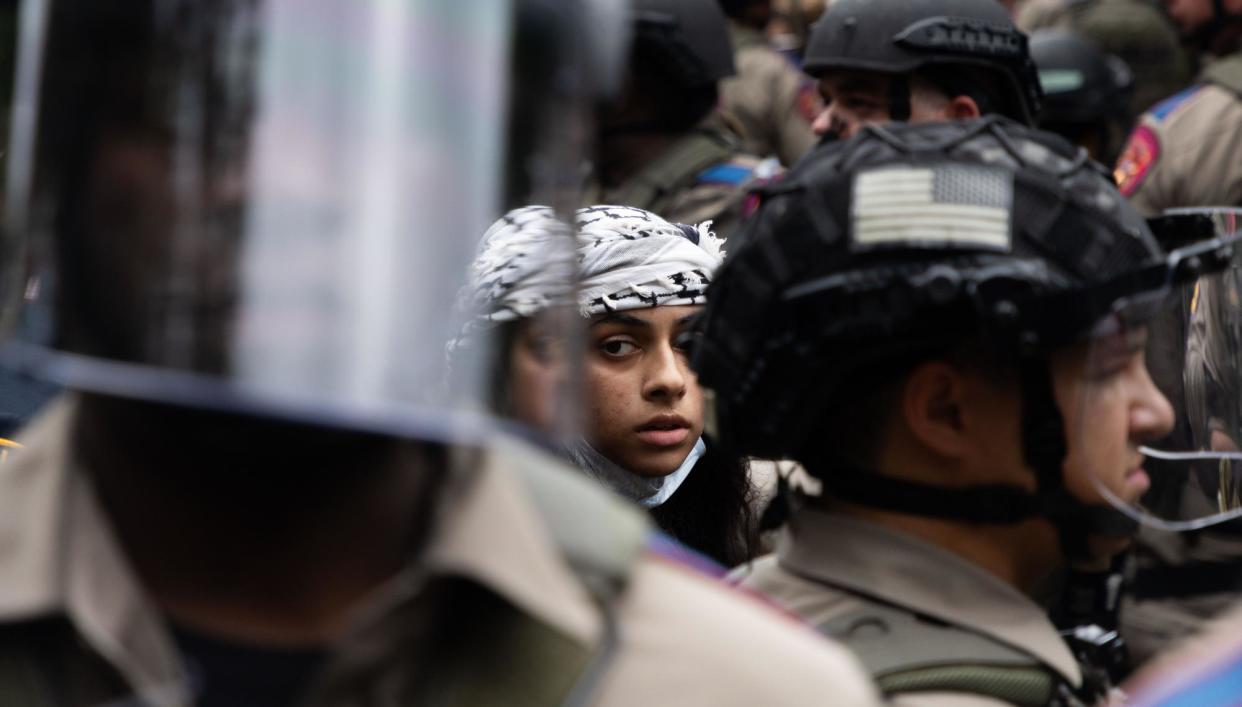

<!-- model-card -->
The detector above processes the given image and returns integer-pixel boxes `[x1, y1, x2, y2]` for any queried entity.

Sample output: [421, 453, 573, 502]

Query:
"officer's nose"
[1132, 364, 1175, 444]
[811, 106, 833, 137]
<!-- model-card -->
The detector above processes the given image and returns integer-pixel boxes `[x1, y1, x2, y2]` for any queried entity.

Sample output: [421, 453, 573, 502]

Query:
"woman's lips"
[636, 427, 691, 447]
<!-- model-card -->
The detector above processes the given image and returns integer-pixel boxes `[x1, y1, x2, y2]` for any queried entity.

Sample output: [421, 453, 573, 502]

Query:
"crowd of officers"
[5, 0, 1242, 705]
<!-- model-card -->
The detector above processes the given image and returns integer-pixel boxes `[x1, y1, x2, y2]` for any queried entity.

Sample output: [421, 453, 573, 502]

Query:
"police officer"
[1115, 0, 1242, 215]
[1109, 0, 1242, 667]
[1017, 0, 1193, 114]
[592, 0, 778, 240]
[717, 0, 822, 167]
[802, 0, 1044, 140]
[767, 0, 827, 63]
[693, 117, 1199, 704]
[1097, 211, 1242, 707]
[1030, 29, 1136, 164]
[0, 2, 884, 705]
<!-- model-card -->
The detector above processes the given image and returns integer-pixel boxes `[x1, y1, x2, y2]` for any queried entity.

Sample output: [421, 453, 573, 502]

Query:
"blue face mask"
[563, 436, 706, 508]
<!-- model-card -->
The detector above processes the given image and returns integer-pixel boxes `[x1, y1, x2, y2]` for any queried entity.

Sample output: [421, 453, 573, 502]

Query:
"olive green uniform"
[593, 115, 780, 241]
[0, 398, 882, 706]
[718, 22, 821, 168]
[1016, 0, 1193, 113]
[736, 510, 1089, 706]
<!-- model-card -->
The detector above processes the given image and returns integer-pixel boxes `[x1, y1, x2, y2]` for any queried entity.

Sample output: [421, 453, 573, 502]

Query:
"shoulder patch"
[1151, 85, 1204, 122]
[1115, 125, 1161, 197]
[696, 162, 756, 187]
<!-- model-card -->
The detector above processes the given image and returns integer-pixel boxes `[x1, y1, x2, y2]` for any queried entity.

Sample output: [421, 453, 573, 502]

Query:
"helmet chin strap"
[887, 74, 912, 122]
[813, 354, 1138, 564]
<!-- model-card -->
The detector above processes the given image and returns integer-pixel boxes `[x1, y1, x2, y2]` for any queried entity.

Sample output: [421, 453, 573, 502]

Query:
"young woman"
[453, 204, 756, 566]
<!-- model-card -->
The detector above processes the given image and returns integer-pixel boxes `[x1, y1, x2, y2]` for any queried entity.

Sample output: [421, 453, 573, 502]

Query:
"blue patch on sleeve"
[1151, 85, 1204, 122]
[696, 163, 754, 186]
[644, 530, 725, 578]
[1136, 655, 1242, 707]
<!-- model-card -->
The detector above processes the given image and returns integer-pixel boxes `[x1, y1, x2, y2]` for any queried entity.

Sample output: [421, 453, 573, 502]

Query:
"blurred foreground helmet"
[803, 0, 1043, 124]
[1030, 29, 1134, 163]
[0, 0, 623, 443]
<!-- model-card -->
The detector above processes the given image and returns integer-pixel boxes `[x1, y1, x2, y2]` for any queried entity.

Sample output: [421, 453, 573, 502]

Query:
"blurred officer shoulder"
[0, 395, 882, 707]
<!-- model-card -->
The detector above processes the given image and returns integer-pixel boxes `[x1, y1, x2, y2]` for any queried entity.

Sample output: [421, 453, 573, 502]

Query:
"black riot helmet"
[599, 0, 735, 138]
[631, 0, 735, 89]
[1030, 30, 1134, 163]
[803, 0, 1043, 125]
[692, 117, 1232, 557]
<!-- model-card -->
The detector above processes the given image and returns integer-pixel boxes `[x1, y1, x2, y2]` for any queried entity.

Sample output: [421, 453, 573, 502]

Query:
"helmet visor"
[1, 0, 596, 444]
[1082, 208, 1242, 531]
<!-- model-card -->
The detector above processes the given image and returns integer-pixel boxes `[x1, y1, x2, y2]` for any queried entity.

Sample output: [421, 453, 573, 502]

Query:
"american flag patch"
[851, 166, 1012, 250]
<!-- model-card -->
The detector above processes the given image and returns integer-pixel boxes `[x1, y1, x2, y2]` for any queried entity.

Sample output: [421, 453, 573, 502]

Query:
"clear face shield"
[0, 0, 617, 445]
[1080, 208, 1242, 531]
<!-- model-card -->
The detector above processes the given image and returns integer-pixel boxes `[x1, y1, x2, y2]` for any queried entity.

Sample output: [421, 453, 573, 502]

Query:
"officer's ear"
[900, 360, 972, 460]
[944, 94, 981, 121]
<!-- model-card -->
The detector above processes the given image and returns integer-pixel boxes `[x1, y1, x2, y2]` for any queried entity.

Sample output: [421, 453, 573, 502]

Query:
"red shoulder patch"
[1114, 125, 1160, 197]
[795, 81, 823, 124]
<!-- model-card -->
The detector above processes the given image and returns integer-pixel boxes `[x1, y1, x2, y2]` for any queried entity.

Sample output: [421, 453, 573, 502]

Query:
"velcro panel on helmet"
[850, 165, 1013, 252]
[893, 17, 1027, 61]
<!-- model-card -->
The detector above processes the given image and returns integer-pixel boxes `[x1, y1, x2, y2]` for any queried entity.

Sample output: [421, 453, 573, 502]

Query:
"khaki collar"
[0, 396, 190, 705]
[0, 395, 603, 702]
[778, 510, 1082, 686]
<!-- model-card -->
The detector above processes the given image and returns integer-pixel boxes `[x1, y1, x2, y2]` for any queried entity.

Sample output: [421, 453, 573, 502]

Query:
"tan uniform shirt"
[0, 397, 882, 706]
[736, 511, 1084, 707]
[1118, 82, 1242, 216]
[719, 23, 820, 168]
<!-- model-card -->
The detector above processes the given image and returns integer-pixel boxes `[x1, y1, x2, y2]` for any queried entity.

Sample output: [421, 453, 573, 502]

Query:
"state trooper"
[767, 0, 826, 62]
[1108, 0, 1242, 666]
[717, 0, 822, 167]
[1102, 210, 1242, 707]
[691, 117, 1229, 704]
[591, 0, 778, 240]
[801, 0, 1044, 141]
[0, 1, 883, 705]
[1030, 29, 1135, 165]
[1115, 0, 1242, 214]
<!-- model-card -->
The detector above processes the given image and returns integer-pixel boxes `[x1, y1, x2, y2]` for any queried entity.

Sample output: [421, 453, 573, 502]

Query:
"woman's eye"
[600, 339, 639, 357]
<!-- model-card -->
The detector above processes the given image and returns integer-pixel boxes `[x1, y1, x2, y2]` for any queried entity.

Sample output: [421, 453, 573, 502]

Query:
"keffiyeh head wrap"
[452, 204, 725, 352]
[576, 204, 725, 316]
[448, 205, 575, 354]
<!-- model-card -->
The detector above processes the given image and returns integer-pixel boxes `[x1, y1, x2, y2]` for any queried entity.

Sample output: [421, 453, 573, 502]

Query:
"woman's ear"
[900, 360, 972, 460]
